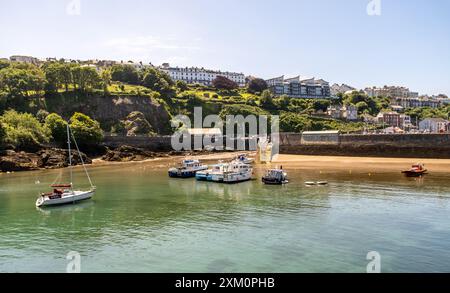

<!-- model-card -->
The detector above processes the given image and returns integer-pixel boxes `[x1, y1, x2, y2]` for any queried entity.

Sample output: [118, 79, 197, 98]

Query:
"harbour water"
[1, 159, 450, 273]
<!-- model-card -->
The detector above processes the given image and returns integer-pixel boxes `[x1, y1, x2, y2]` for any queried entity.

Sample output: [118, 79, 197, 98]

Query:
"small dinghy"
[305, 181, 328, 186]
[262, 167, 288, 185]
[36, 125, 95, 208]
[232, 154, 254, 165]
[402, 163, 427, 177]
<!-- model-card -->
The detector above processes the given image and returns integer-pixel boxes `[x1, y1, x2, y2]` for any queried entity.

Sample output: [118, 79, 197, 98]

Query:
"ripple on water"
[1, 167, 450, 272]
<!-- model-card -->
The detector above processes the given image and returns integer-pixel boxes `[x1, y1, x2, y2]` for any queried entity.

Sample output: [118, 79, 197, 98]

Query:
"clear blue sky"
[1, 0, 449, 95]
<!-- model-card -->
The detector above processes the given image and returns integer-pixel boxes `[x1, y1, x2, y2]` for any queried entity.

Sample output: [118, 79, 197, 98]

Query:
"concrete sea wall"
[280, 133, 450, 158]
[102, 134, 450, 159]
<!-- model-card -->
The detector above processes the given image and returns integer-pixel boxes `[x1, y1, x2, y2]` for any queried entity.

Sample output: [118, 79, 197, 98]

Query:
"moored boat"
[169, 159, 208, 178]
[196, 163, 226, 182]
[222, 162, 253, 183]
[36, 125, 96, 208]
[197, 162, 252, 183]
[262, 168, 288, 185]
[402, 163, 428, 177]
[232, 154, 254, 165]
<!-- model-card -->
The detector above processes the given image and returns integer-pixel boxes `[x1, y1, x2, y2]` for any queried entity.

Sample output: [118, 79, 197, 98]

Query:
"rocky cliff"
[44, 93, 172, 135]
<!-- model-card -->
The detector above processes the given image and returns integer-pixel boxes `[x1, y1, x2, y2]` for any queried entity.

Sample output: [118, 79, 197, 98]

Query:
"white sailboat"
[36, 124, 96, 208]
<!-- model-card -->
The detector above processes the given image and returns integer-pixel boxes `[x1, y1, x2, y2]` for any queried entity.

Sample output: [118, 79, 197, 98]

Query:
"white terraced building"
[159, 63, 246, 87]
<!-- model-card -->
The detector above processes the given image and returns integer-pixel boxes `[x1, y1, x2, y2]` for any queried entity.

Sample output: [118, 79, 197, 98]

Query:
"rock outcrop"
[0, 149, 92, 172]
[102, 146, 161, 162]
[123, 111, 156, 137]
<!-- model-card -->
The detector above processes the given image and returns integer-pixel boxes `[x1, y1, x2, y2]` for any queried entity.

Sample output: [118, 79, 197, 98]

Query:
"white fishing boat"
[36, 125, 96, 208]
[196, 163, 226, 182]
[168, 159, 208, 178]
[222, 162, 253, 183]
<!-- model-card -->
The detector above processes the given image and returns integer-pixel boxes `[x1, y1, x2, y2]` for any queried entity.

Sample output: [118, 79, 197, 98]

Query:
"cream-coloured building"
[160, 64, 246, 87]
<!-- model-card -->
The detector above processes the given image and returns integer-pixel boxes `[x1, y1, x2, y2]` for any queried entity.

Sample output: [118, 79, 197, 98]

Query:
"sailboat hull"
[36, 190, 95, 207]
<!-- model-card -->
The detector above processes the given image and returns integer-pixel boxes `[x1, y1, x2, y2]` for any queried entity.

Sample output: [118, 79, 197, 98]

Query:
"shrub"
[69, 112, 103, 146]
[36, 109, 50, 123]
[45, 113, 68, 145]
[0, 110, 50, 150]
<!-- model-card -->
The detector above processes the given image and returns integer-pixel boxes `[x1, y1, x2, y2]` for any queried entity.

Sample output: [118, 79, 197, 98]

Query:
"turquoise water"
[0, 159, 450, 273]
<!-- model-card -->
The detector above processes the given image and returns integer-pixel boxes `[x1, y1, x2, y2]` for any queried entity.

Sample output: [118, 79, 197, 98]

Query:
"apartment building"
[364, 86, 419, 99]
[330, 83, 356, 95]
[266, 75, 331, 99]
[395, 97, 441, 109]
[159, 63, 246, 87]
[376, 112, 412, 129]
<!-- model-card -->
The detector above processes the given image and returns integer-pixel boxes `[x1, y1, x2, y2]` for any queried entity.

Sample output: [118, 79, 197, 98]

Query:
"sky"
[0, 0, 449, 95]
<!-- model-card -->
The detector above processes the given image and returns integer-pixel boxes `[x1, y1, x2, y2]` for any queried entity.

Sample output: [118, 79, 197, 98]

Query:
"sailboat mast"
[67, 123, 73, 187]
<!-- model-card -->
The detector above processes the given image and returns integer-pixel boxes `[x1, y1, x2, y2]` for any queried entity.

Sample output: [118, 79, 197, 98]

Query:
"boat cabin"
[180, 160, 202, 170]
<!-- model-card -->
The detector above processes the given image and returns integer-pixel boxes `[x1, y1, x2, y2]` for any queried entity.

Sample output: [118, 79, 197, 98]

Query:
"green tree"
[101, 69, 112, 94]
[356, 101, 369, 114]
[59, 64, 73, 91]
[0, 66, 45, 97]
[141, 68, 174, 95]
[110, 64, 140, 85]
[45, 113, 68, 145]
[71, 66, 101, 92]
[260, 89, 275, 109]
[279, 112, 313, 132]
[43, 62, 62, 92]
[0, 110, 50, 150]
[313, 100, 331, 112]
[69, 112, 103, 145]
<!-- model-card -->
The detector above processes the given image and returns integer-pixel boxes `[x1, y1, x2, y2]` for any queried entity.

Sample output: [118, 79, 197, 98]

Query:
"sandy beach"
[272, 154, 450, 173]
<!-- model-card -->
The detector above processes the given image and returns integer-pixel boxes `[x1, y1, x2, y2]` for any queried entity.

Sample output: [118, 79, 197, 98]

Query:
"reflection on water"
[0, 160, 450, 273]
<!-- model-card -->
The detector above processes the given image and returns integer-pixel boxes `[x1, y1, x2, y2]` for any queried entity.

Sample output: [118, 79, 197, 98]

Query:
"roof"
[187, 128, 222, 136]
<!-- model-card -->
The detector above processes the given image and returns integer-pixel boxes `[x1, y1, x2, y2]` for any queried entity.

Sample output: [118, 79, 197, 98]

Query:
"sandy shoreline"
[92, 152, 450, 173]
[272, 154, 450, 173]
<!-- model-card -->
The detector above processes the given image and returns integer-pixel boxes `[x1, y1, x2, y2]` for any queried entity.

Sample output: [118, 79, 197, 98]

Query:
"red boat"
[402, 164, 428, 177]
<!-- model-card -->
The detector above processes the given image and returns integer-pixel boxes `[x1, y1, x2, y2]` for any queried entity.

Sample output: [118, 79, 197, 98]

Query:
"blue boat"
[168, 159, 208, 178]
